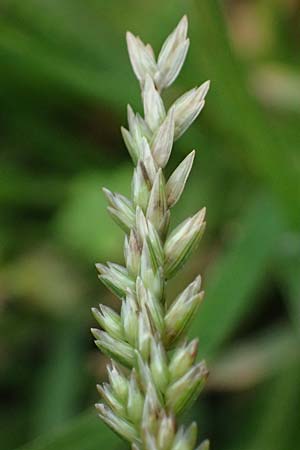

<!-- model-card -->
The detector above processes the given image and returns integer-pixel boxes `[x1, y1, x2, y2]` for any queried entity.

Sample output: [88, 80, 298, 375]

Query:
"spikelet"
[92, 16, 210, 449]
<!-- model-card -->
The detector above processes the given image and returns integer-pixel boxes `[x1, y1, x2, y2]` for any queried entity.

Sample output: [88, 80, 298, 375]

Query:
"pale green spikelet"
[92, 15, 211, 449]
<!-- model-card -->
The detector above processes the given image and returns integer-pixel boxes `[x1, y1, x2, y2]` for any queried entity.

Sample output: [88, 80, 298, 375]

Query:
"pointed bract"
[172, 422, 197, 450]
[142, 387, 161, 436]
[103, 187, 135, 231]
[121, 290, 139, 346]
[107, 361, 129, 404]
[136, 277, 164, 332]
[134, 351, 162, 406]
[140, 137, 157, 183]
[124, 230, 141, 276]
[91, 305, 123, 341]
[150, 338, 169, 393]
[142, 430, 159, 450]
[151, 109, 175, 168]
[103, 188, 135, 222]
[96, 403, 139, 443]
[121, 126, 139, 164]
[143, 75, 166, 132]
[165, 292, 204, 347]
[146, 169, 167, 232]
[146, 220, 164, 269]
[137, 305, 152, 360]
[157, 39, 190, 91]
[126, 31, 157, 85]
[157, 413, 175, 450]
[107, 206, 131, 233]
[166, 361, 209, 415]
[164, 208, 206, 278]
[96, 262, 135, 298]
[196, 440, 210, 450]
[173, 81, 210, 139]
[132, 444, 141, 450]
[122, 104, 152, 164]
[132, 161, 151, 211]
[93, 330, 135, 368]
[97, 383, 126, 418]
[127, 370, 144, 424]
[156, 16, 189, 90]
[158, 16, 188, 67]
[166, 150, 195, 207]
[169, 338, 199, 382]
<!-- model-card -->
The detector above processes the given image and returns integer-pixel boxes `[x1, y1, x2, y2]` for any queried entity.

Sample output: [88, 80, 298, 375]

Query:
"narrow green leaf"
[209, 324, 299, 390]
[32, 320, 84, 435]
[18, 410, 121, 450]
[190, 195, 285, 358]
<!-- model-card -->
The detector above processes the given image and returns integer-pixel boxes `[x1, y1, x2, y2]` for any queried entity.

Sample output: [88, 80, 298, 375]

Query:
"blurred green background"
[1, 1, 300, 449]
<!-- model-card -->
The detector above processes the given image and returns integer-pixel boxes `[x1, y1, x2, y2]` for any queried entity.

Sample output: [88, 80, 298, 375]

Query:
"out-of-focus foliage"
[0, 1, 299, 449]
